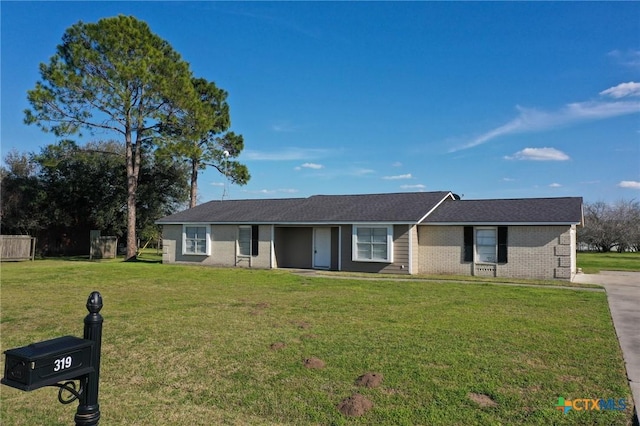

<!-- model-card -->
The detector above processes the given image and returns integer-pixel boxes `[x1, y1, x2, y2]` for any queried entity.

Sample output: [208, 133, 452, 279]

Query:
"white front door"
[313, 228, 331, 269]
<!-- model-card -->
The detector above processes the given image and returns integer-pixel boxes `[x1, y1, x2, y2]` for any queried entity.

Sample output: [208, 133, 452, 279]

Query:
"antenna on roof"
[222, 150, 230, 200]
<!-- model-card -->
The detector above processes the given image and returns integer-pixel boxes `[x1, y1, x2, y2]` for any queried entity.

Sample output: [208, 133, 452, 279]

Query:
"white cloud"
[244, 148, 331, 161]
[452, 95, 640, 151]
[618, 180, 640, 189]
[210, 182, 225, 187]
[351, 168, 375, 176]
[300, 162, 323, 169]
[502, 178, 516, 182]
[271, 122, 299, 132]
[600, 82, 640, 98]
[608, 49, 640, 69]
[400, 184, 426, 190]
[392, 161, 403, 167]
[383, 173, 412, 180]
[549, 183, 562, 188]
[242, 188, 299, 195]
[504, 147, 570, 161]
[243, 189, 277, 194]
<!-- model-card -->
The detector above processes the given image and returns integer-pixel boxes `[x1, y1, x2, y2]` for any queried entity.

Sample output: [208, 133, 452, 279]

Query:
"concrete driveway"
[574, 271, 640, 423]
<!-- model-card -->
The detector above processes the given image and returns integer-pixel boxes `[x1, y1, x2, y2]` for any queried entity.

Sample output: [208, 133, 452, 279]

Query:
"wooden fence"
[0, 235, 36, 261]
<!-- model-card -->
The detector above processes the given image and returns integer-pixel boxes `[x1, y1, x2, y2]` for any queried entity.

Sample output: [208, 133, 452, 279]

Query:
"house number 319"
[53, 356, 73, 372]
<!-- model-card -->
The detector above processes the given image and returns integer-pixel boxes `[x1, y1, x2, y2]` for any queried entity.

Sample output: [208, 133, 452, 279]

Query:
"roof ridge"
[309, 190, 450, 198]
[450, 196, 582, 202]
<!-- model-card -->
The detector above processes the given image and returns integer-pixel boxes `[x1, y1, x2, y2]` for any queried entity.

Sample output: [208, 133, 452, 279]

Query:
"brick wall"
[416, 226, 474, 275]
[417, 225, 575, 280]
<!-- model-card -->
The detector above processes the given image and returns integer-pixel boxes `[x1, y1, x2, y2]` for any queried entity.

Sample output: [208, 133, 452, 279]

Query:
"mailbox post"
[2, 291, 104, 425]
[74, 291, 103, 426]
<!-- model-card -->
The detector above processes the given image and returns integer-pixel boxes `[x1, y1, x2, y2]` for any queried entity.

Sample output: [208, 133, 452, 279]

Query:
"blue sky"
[2, 2, 639, 204]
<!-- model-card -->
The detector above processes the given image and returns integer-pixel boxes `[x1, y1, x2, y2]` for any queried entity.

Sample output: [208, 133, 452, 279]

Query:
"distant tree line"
[578, 200, 640, 252]
[0, 140, 190, 256]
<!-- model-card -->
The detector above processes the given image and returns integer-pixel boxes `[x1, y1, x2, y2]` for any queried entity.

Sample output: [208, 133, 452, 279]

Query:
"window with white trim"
[475, 228, 497, 263]
[182, 225, 210, 255]
[464, 226, 508, 264]
[352, 225, 393, 262]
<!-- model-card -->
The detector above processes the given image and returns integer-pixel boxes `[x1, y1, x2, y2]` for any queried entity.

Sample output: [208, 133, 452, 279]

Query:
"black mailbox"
[2, 335, 94, 391]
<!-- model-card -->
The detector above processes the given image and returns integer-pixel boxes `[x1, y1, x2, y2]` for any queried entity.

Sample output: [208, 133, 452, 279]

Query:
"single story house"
[156, 191, 584, 280]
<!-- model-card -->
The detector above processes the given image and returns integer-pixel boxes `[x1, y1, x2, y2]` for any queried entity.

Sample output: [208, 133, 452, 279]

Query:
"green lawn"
[0, 260, 633, 425]
[578, 251, 640, 274]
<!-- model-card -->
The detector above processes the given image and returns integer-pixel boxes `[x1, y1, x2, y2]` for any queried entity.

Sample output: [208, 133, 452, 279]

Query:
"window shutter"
[463, 226, 473, 262]
[497, 226, 508, 263]
[251, 225, 259, 256]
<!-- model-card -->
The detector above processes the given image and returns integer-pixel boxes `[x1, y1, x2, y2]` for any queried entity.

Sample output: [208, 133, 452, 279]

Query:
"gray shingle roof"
[156, 191, 453, 224]
[421, 197, 584, 224]
[157, 193, 584, 225]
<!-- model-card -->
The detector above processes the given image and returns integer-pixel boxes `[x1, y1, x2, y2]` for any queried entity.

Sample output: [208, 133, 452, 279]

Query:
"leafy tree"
[1, 141, 190, 255]
[159, 77, 250, 208]
[24, 15, 198, 260]
[34, 140, 128, 237]
[0, 150, 46, 235]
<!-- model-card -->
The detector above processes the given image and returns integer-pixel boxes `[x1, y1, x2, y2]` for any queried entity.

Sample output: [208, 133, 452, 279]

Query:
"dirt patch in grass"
[337, 393, 373, 417]
[303, 357, 325, 369]
[269, 342, 286, 350]
[300, 333, 318, 340]
[468, 392, 498, 408]
[355, 372, 383, 388]
[250, 302, 271, 316]
[294, 321, 311, 329]
[559, 374, 579, 383]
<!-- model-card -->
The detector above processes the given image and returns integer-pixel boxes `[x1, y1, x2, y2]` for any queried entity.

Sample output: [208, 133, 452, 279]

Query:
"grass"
[578, 252, 640, 274]
[0, 259, 634, 425]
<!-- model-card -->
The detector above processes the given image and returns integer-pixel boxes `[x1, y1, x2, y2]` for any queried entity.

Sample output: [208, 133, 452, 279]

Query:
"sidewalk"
[574, 271, 640, 425]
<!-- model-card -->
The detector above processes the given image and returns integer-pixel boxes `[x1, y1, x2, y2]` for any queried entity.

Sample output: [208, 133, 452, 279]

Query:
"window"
[183, 225, 210, 255]
[463, 226, 508, 264]
[476, 228, 497, 263]
[238, 226, 251, 256]
[352, 226, 393, 262]
[238, 225, 259, 257]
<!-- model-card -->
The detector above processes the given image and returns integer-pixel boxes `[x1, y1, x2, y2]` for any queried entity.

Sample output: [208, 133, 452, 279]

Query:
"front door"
[313, 227, 331, 269]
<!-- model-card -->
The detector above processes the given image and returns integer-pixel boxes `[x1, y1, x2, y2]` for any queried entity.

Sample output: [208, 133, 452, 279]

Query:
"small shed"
[89, 230, 118, 259]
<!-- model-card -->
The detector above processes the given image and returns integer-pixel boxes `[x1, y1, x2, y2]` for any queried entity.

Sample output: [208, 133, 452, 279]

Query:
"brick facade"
[162, 223, 577, 280]
[417, 225, 576, 280]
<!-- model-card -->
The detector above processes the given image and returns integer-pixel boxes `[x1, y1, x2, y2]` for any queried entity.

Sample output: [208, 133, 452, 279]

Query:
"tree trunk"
[124, 129, 139, 261]
[126, 178, 137, 261]
[189, 159, 198, 209]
